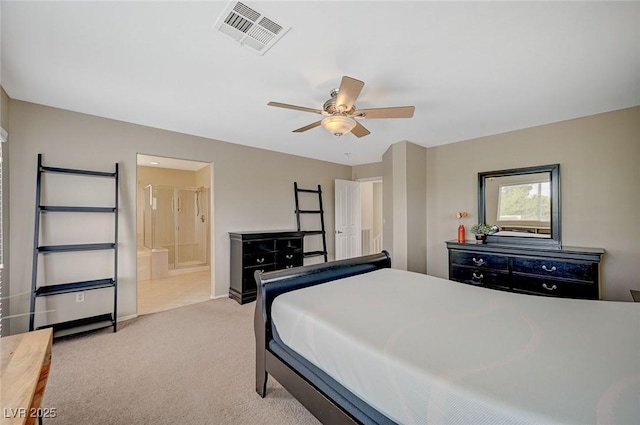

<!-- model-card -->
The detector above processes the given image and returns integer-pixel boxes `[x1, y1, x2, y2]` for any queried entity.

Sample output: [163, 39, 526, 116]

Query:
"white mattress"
[271, 268, 640, 425]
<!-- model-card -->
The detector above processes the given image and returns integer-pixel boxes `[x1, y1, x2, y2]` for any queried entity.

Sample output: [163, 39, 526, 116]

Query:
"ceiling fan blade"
[292, 120, 323, 133]
[352, 106, 415, 119]
[336, 76, 365, 113]
[350, 121, 371, 138]
[268, 101, 325, 115]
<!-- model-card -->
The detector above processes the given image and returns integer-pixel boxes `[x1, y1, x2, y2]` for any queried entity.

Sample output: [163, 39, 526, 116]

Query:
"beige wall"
[383, 143, 405, 269]
[382, 141, 427, 273]
[195, 165, 211, 189]
[1, 87, 9, 335]
[426, 107, 640, 301]
[406, 142, 426, 274]
[360, 181, 373, 232]
[1, 87, 9, 131]
[138, 166, 199, 188]
[8, 100, 351, 333]
[373, 182, 383, 240]
[352, 161, 383, 180]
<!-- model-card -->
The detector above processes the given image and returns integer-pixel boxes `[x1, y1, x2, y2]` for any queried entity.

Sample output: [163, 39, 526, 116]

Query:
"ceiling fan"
[268, 76, 415, 138]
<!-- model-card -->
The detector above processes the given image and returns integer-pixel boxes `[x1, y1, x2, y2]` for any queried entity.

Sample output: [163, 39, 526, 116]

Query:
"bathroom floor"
[137, 270, 211, 315]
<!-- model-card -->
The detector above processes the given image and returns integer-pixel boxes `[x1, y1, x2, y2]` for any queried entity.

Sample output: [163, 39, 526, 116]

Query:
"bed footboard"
[254, 251, 391, 400]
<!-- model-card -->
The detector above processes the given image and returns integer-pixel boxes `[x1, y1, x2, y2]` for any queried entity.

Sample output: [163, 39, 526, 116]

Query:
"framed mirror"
[478, 164, 560, 247]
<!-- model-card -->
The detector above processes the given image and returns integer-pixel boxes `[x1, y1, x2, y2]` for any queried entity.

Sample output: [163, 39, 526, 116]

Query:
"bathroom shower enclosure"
[143, 185, 209, 270]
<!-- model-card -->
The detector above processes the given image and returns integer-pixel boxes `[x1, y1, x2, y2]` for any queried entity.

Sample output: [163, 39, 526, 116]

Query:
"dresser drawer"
[244, 252, 275, 267]
[243, 240, 275, 254]
[276, 251, 303, 268]
[243, 264, 276, 289]
[276, 238, 303, 251]
[450, 265, 509, 289]
[511, 276, 598, 300]
[446, 241, 603, 301]
[512, 257, 594, 282]
[449, 250, 509, 271]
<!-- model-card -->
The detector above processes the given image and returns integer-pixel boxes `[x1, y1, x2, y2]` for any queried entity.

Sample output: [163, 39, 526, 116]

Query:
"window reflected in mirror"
[485, 172, 551, 238]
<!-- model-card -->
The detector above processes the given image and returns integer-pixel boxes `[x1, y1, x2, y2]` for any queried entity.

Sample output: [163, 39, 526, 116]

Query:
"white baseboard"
[211, 293, 229, 300]
[118, 314, 138, 322]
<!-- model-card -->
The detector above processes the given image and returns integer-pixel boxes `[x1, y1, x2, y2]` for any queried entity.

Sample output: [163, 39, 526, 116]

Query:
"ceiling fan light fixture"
[321, 115, 357, 137]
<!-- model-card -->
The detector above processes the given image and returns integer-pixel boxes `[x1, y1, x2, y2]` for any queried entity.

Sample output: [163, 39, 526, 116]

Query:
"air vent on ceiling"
[213, 1, 291, 55]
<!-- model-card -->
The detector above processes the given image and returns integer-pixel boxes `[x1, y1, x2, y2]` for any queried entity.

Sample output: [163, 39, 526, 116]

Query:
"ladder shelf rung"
[38, 243, 116, 253]
[41, 165, 116, 178]
[35, 278, 116, 297]
[40, 206, 117, 213]
[296, 209, 323, 214]
[303, 251, 328, 258]
[37, 314, 115, 338]
[302, 230, 325, 235]
[296, 188, 321, 194]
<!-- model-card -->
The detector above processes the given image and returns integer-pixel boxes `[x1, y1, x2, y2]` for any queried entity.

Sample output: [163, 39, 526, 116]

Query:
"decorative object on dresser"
[446, 241, 604, 299]
[455, 211, 468, 243]
[470, 223, 493, 243]
[229, 231, 304, 304]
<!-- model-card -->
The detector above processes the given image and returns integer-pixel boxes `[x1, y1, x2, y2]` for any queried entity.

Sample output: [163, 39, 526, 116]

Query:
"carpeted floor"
[42, 298, 320, 424]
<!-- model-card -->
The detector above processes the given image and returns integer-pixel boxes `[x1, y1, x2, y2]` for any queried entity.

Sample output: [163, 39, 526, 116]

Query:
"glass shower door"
[175, 188, 208, 268]
[154, 186, 176, 270]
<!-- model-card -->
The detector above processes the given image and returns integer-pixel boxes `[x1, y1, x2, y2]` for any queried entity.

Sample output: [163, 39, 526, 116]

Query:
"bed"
[254, 252, 639, 425]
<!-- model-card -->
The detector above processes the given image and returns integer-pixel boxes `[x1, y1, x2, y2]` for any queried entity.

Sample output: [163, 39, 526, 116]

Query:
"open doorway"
[335, 178, 383, 260]
[136, 154, 213, 315]
[360, 179, 383, 255]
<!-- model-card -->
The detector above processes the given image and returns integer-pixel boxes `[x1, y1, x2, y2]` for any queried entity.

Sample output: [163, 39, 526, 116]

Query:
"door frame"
[334, 179, 361, 260]
[334, 177, 384, 260]
[134, 153, 216, 313]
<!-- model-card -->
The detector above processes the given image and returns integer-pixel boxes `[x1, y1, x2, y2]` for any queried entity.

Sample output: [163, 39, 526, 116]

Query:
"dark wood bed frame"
[254, 251, 392, 425]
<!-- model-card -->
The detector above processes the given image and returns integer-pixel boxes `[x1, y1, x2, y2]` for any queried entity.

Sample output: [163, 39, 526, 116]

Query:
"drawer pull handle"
[472, 258, 485, 266]
[256, 258, 265, 264]
[542, 265, 557, 272]
[285, 254, 293, 259]
[542, 283, 558, 291]
[472, 272, 484, 280]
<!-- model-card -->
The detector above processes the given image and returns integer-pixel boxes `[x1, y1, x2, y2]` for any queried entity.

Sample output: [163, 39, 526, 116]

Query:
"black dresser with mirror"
[447, 164, 605, 300]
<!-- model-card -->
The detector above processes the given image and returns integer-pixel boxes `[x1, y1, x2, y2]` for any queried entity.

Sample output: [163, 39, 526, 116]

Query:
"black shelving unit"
[29, 154, 119, 337]
[293, 182, 328, 262]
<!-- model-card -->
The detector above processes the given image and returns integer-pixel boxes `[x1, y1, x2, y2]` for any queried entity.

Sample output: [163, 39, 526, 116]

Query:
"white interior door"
[335, 179, 361, 260]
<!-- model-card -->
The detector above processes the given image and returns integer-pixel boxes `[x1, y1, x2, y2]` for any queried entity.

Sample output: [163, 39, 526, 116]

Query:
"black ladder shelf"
[294, 182, 328, 262]
[29, 154, 119, 338]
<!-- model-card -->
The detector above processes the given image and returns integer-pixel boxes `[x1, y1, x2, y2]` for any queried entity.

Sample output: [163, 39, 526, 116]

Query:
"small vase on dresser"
[457, 224, 466, 243]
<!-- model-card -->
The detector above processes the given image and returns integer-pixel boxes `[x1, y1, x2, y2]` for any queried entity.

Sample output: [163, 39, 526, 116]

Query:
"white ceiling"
[137, 154, 209, 171]
[2, 1, 639, 166]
